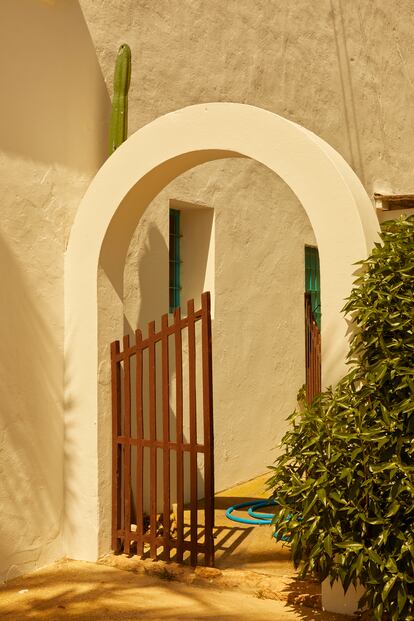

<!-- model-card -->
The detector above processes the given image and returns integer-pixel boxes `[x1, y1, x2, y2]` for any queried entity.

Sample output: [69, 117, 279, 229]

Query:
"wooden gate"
[305, 292, 321, 403]
[111, 292, 215, 566]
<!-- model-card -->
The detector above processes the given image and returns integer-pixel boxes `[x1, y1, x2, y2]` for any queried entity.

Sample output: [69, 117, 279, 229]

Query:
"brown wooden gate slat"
[111, 292, 214, 567]
[187, 298, 198, 566]
[201, 292, 215, 566]
[174, 306, 184, 563]
[148, 320, 157, 558]
[161, 313, 171, 561]
[111, 340, 122, 554]
[305, 292, 321, 403]
[135, 329, 144, 557]
[122, 334, 132, 554]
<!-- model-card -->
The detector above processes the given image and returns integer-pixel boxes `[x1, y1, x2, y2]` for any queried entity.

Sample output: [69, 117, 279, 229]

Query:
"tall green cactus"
[109, 43, 131, 155]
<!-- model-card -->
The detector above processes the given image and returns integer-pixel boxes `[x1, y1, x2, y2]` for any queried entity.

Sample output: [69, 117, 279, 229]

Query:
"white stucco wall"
[80, 0, 414, 199]
[0, 0, 110, 582]
[1, 0, 413, 583]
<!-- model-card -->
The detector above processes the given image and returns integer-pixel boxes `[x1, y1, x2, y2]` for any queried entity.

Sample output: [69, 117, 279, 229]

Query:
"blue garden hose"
[225, 500, 274, 525]
[248, 500, 277, 522]
[225, 499, 291, 542]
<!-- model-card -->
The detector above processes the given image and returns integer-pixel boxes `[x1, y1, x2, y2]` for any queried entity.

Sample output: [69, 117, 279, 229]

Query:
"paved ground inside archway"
[213, 473, 294, 574]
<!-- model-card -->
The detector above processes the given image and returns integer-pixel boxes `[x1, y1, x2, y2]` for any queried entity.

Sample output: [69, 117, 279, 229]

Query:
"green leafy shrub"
[268, 216, 414, 621]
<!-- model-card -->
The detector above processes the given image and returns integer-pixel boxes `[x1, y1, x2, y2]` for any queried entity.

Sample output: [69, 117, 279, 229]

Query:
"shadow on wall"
[124, 224, 169, 517]
[0, 236, 63, 582]
[131, 225, 169, 331]
[123, 224, 207, 519]
[0, 0, 110, 172]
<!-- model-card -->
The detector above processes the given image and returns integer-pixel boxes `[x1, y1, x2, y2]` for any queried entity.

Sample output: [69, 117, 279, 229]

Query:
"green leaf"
[302, 493, 318, 517]
[398, 588, 407, 613]
[368, 549, 382, 565]
[337, 542, 363, 551]
[317, 488, 327, 506]
[386, 500, 400, 517]
[370, 462, 398, 473]
[323, 534, 333, 557]
[373, 602, 383, 621]
[329, 490, 345, 504]
[382, 575, 397, 602]
[355, 552, 364, 576]
[385, 557, 398, 573]
[339, 467, 353, 483]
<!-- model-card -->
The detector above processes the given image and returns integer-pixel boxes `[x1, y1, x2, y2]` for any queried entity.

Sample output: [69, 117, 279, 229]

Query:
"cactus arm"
[109, 43, 131, 155]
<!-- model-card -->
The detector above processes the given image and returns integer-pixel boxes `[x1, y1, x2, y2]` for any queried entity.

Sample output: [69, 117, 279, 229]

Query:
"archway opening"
[101, 156, 319, 566]
[64, 103, 379, 562]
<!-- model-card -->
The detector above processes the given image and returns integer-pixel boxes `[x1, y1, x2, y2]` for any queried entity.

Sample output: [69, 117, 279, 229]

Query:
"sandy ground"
[0, 559, 353, 621]
[0, 475, 353, 620]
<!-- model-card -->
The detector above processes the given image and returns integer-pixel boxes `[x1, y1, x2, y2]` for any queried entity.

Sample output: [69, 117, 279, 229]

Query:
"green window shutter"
[169, 209, 181, 312]
[305, 246, 321, 328]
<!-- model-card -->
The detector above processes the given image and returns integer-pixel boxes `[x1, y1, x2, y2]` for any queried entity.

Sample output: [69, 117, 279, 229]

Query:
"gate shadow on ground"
[134, 516, 253, 565]
[213, 524, 254, 562]
[212, 494, 295, 571]
[212, 495, 268, 564]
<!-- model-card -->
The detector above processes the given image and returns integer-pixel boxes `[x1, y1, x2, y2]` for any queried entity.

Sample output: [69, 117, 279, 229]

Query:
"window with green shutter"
[305, 246, 321, 328]
[169, 208, 181, 312]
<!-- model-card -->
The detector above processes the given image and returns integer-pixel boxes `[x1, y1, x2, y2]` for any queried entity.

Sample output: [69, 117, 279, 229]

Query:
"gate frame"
[111, 293, 214, 566]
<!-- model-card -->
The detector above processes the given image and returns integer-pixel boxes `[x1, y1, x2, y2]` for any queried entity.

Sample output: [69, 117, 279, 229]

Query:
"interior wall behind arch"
[100, 157, 316, 495]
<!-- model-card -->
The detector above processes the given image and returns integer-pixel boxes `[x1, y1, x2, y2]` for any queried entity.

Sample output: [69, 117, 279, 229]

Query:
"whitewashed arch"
[64, 103, 379, 561]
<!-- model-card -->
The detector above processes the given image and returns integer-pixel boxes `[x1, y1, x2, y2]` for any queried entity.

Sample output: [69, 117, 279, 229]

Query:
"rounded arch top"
[67, 102, 378, 266]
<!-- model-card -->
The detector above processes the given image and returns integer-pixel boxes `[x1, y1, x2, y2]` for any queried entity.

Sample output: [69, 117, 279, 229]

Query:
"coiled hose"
[225, 499, 291, 542]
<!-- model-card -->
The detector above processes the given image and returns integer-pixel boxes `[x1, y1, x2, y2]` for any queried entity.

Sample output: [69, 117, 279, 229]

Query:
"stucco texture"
[80, 0, 414, 196]
[0, 0, 110, 581]
[0, 0, 413, 583]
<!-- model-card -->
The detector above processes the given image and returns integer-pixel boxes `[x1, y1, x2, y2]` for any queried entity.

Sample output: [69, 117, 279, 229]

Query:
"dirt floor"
[0, 475, 354, 620]
[0, 559, 353, 621]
